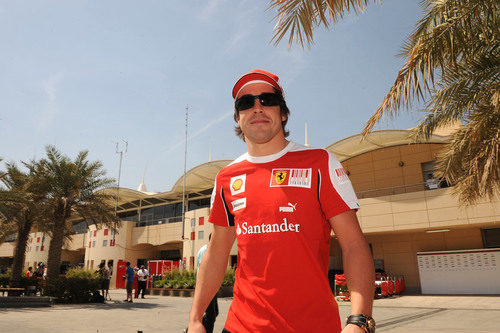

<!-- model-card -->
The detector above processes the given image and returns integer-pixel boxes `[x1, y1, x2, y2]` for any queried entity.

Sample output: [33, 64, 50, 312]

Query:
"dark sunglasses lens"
[259, 93, 281, 106]
[235, 95, 255, 111]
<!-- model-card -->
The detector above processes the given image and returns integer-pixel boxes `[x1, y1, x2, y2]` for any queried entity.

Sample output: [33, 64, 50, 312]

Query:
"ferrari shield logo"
[275, 171, 287, 184]
[270, 168, 312, 188]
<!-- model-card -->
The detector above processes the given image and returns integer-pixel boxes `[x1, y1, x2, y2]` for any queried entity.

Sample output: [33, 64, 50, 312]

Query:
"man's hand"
[186, 321, 205, 333]
[342, 323, 365, 332]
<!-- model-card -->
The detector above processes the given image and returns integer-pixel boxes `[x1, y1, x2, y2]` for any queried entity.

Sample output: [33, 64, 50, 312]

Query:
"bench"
[0, 287, 25, 296]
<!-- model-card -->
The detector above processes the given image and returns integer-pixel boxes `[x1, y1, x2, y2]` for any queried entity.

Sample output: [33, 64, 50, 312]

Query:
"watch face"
[366, 318, 376, 333]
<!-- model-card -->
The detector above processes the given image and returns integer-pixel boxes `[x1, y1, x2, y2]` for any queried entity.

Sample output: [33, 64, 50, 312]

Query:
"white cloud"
[198, 0, 226, 21]
[38, 73, 64, 133]
[165, 111, 232, 153]
[269, 49, 308, 87]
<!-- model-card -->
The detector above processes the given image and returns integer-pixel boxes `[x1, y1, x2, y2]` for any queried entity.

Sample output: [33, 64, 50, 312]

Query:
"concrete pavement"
[1, 289, 499, 332]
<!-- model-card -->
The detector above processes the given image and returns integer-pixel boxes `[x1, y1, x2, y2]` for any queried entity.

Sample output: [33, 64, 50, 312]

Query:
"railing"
[136, 216, 182, 227]
[356, 182, 450, 199]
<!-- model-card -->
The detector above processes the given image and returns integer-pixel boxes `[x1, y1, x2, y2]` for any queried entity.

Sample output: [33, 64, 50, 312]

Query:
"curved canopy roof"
[103, 130, 451, 210]
[103, 160, 231, 210]
[325, 129, 449, 162]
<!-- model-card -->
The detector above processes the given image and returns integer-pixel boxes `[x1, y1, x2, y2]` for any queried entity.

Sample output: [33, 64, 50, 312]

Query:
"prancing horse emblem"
[275, 171, 287, 184]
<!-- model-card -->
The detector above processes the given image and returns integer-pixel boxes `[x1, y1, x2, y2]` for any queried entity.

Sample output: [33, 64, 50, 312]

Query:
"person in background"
[26, 266, 33, 277]
[136, 265, 149, 299]
[105, 261, 113, 300]
[34, 263, 43, 277]
[98, 262, 111, 301]
[124, 262, 134, 303]
[426, 173, 439, 190]
[196, 234, 219, 333]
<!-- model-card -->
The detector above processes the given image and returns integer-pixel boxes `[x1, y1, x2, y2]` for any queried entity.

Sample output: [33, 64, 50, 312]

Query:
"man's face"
[235, 83, 286, 145]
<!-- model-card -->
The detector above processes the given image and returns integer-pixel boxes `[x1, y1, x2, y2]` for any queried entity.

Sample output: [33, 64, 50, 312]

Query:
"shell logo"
[232, 178, 243, 191]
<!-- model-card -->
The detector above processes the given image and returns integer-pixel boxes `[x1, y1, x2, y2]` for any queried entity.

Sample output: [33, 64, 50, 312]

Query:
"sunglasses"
[235, 93, 282, 112]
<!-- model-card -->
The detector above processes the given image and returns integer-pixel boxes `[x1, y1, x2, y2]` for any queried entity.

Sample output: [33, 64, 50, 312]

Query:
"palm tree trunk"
[9, 217, 32, 287]
[46, 216, 66, 280]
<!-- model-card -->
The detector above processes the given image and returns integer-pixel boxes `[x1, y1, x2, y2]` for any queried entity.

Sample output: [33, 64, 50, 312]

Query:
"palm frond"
[269, 0, 374, 48]
[362, 0, 499, 135]
[435, 104, 500, 203]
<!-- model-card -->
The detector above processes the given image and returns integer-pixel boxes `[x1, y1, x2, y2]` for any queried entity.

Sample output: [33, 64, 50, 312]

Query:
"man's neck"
[246, 136, 289, 157]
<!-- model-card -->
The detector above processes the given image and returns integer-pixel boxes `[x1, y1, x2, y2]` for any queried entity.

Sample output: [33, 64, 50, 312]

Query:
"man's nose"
[252, 98, 264, 112]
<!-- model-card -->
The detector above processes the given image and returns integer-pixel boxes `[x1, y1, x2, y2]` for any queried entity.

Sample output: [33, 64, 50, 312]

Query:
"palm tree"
[270, 0, 499, 203]
[0, 162, 47, 287]
[32, 146, 120, 280]
[269, 0, 375, 48]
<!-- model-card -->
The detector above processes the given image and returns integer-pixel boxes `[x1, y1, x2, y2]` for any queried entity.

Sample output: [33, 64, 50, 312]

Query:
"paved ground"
[1, 289, 500, 332]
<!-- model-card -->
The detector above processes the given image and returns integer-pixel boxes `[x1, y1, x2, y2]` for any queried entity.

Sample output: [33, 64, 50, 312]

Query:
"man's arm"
[330, 209, 375, 331]
[188, 224, 235, 332]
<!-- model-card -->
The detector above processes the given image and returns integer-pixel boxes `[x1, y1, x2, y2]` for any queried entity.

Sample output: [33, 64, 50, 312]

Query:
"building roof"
[104, 129, 450, 209]
[325, 129, 449, 162]
[104, 160, 231, 210]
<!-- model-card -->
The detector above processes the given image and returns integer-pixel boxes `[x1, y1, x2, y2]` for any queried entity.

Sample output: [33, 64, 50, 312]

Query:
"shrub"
[65, 267, 100, 279]
[221, 268, 235, 287]
[153, 280, 165, 288]
[41, 277, 103, 303]
[160, 269, 197, 289]
[0, 272, 11, 287]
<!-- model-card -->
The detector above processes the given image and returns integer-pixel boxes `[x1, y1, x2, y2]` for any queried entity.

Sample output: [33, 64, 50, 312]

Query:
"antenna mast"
[113, 140, 128, 244]
[181, 105, 188, 240]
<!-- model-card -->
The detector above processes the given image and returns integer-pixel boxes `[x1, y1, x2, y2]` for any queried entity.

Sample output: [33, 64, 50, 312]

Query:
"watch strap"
[346, 314, 375, 333]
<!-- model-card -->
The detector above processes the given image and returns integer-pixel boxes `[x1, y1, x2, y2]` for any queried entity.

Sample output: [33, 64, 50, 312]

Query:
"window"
[110, 240, 115, 247]
[191, 218, 196, 227]
[93, 230, 97, 237]
[117, 210, 139, 222]
[36, 246, 39, 251]
[482, 228, 500, 248]
[41, 246, 44, 251]
[199, 216, 205, 226]
[103, 240, 108, 247]
[191, 232, 195, 240]
[92, 241, 96, 248]
[37, 237, 40, 243]
[199, 231, 204, 240]
[88, 242, 91, 248]
[104, 229, 109, 236]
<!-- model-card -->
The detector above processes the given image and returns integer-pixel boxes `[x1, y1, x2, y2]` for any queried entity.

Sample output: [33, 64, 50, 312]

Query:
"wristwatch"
[346, 314, 376, 333]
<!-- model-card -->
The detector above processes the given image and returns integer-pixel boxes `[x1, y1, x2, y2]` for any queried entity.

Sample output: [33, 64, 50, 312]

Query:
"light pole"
[181, 105, 188, 241]
[113, 140, 128, 244]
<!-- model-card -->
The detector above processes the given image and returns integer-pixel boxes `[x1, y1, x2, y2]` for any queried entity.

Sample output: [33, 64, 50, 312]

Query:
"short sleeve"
[208, 171, 235, 227]
[318, 150, 360, 220]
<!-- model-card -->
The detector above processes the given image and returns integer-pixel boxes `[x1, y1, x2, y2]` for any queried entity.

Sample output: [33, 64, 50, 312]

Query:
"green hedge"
[42, 277, 104, 303]
[155, 268, 235, 290]
[221, 268, 235, 287]
[0, 271, 42, 289]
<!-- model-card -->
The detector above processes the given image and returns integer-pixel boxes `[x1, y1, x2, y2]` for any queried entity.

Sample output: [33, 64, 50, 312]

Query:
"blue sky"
[0, 0, 424, 192]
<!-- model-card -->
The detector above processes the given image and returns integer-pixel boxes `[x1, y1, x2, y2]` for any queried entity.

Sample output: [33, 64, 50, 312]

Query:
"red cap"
[232, 69, 282, 99]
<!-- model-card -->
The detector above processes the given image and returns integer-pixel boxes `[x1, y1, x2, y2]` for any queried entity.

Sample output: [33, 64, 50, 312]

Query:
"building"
[1, 129, 499, 292]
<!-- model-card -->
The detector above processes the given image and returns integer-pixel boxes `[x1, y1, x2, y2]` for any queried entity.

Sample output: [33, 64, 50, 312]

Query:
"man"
[106, 261, 113, 300]
[426, 173, 439, 190]
[124, 262, 134, 303]
[197, 234, 219, 333]
[98, 262, 111, 301]
[188, 69, 375, 332]
[136, 265, 149, 299]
